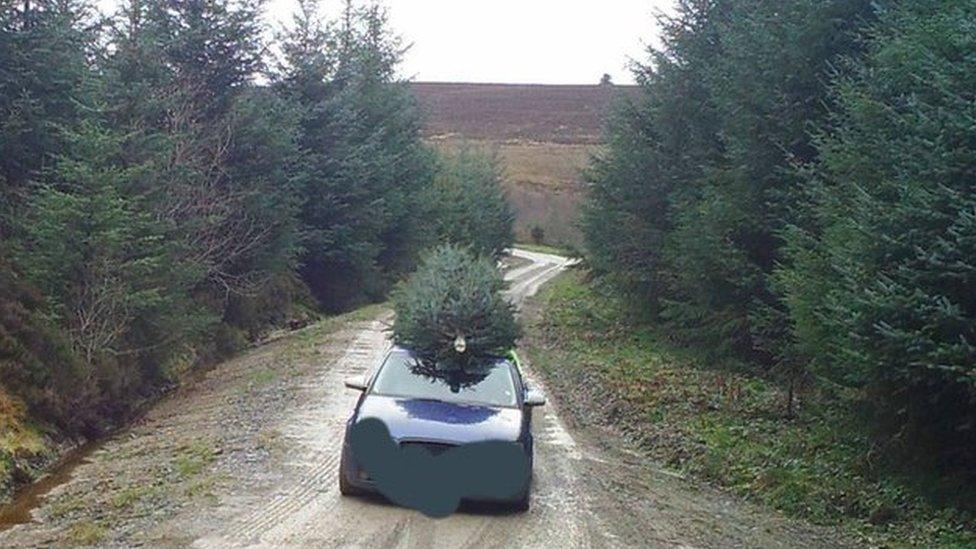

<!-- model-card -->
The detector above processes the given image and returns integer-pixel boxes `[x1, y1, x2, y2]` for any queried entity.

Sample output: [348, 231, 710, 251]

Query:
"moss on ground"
[524, 271, 975, 548]
[0, 389, 47, 497]
[0, 391, 44, 457]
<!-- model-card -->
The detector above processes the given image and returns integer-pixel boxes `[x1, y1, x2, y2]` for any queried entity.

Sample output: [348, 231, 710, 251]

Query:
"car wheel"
[512, 489, 530, 513]
[338, 452, 365, 497]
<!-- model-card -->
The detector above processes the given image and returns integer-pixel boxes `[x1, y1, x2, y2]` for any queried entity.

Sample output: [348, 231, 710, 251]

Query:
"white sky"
[97, 0, 673, 85]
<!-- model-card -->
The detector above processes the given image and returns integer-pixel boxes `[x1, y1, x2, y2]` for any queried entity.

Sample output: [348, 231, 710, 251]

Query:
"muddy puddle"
[0, 440, 100, 533]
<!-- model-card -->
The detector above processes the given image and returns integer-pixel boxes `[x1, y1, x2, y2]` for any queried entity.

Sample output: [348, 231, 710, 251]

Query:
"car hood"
[356, 395, 523, 444]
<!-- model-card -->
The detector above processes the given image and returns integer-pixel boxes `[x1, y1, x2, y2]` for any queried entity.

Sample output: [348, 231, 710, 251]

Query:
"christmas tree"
[392, 246, 519, 362]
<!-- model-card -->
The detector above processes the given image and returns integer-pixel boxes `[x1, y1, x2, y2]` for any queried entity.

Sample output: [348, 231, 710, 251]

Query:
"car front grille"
[399, 441, 456, 456]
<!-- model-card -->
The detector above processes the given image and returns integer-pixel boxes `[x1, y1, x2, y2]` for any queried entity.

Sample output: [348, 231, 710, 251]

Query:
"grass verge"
[522, 271, 975, 547]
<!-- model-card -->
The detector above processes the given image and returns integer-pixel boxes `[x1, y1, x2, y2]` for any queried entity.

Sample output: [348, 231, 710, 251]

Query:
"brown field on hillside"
[433, 139, 594, 247]
[413, 82, 632, 247]
[411, 82, 636, 145]
[435, 139, 594, 188]
[506, 180, 585, 249]
[497, 142, 594, 188]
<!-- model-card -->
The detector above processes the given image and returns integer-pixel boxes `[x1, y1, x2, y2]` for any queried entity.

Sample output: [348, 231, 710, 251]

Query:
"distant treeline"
[0, 0, 513, 436]
[584, 0, 975, 468]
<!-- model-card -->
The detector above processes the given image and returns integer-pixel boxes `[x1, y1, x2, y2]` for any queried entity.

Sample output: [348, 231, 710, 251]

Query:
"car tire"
[512, 489, 530, 513]
[338, 452, 365, 497]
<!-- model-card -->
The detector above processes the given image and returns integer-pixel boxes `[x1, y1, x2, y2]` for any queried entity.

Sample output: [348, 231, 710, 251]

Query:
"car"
[339, 346, 546, 512]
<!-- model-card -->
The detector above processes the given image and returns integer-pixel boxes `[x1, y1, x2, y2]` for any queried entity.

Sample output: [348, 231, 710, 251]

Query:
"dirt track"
[0, 249, 851, 548]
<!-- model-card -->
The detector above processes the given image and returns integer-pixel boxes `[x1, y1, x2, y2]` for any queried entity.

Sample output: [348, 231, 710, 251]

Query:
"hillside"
[410, 82, 637, 145]
[411, 82, 638, 247]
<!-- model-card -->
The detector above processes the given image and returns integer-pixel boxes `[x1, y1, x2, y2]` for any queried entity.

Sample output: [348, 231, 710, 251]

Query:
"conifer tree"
[275, 0, 434, 311]
[426, 146, 515, 260]
[781, 0, 976, 462]
[0, 0, 94, 234]
[15, 120, 199, 417]
[583, 0, 875, 359]
[393, 246, 519, 361]
[105, 0, 304, 342]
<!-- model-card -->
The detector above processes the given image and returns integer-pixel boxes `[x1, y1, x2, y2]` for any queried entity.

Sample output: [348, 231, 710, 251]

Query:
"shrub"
[0, 255, 90, 431]
[530, 226, 545, 245]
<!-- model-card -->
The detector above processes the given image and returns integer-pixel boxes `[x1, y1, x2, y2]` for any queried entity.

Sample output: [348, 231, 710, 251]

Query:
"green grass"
[65, 520, 106, 545]
[110, 484, 158, 510]
[174, 439, 216, 479]
[184, 474, 221, 502]
[0, 390, 45, 457]
[0, 389, 47, 494]
[524, 271, 976, 547]
[280, 302, 387, 362]
[315, 302, 387, 331]
[247, 369, 278, 387]
[49, 495, 86, 519]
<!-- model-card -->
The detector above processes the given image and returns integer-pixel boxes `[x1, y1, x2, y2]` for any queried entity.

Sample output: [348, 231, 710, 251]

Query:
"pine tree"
[143, 0, 266, 121]
[393, 246, 519, 361]
[0, 0, 112, 431]
[274, 0, 434, 311]
[0, 0, 94, 234]
[105, 0, 304, 343]
[582, 0, 728, 320]
[782, 0, 976, 463]
[15, 120, 200, 416]
[583, 0, 876, 364]
[426, 145, 515, 260]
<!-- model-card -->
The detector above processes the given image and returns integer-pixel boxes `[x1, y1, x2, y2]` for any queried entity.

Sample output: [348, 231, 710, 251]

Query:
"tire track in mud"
[197, 322, 390, 547]
[505, 252, 571, 300]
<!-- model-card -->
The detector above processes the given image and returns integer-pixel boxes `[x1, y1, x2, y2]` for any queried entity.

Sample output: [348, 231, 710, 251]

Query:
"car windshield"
[371, 350, 518, 408]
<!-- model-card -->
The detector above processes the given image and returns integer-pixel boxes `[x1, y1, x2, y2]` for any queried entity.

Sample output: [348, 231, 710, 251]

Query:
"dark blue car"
[339, 346, 546, 512]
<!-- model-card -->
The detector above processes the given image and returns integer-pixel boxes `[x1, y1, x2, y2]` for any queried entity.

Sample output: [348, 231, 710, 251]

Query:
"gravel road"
[0, 249, 850, 548]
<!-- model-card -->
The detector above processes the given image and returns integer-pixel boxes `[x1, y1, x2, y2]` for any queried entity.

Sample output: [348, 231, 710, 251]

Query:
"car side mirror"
[344, 376, 368, 392]
[524, 389, 547, 407]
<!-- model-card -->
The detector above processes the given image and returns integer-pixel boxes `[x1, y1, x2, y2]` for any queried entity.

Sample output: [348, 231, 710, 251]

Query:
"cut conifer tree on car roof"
[392, 245, 520, 363]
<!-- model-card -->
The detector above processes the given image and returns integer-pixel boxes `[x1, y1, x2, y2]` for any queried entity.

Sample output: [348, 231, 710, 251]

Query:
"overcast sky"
[97, 0, 673, 85]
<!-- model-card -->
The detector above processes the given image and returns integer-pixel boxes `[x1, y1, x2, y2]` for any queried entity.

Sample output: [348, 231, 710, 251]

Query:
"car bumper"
[341, 443, 379, 492]
[340, 442, 531, 503]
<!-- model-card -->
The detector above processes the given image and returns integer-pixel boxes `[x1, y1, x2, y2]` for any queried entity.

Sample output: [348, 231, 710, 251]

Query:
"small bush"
[530, 226, 545, 245]
[0, 257, 93, 431]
